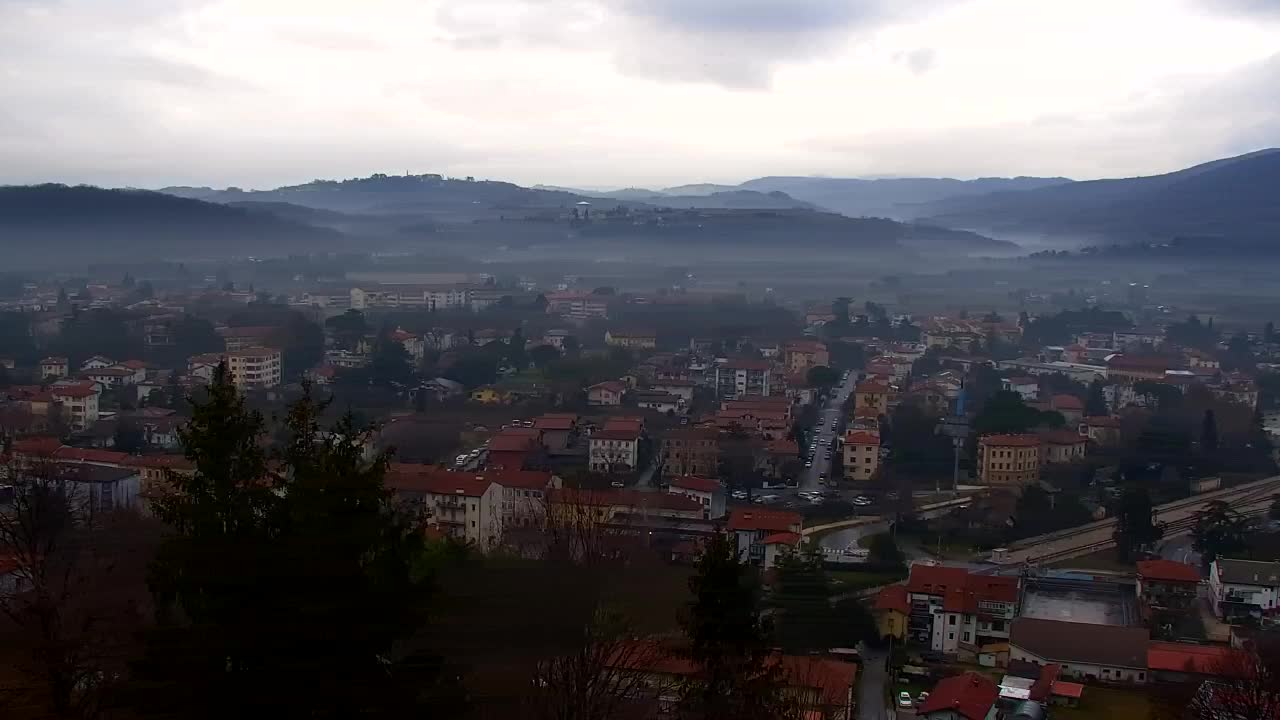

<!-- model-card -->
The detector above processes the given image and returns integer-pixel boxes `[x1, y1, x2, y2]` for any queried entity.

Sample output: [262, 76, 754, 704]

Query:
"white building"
[50, 382, 100, 430]
[906, 564, 1019, 656]
[667, 476, 725, 520]
[386, 468, 502, 549]
[226, 347, 283, 389]
[1210, 558, 1280, 620]
[588, 430, 641, 472]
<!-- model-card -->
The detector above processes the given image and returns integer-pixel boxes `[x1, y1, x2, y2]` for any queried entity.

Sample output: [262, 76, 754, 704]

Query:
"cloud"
[896, 47, 938, 75]
[1197, 0, 1280, 17]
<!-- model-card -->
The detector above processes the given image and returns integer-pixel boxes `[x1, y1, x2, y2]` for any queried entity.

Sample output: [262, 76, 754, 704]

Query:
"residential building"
[873, 585, 909, 642]
[84, 366, 140, 388]
[1049, 394, 1085, 423]
[544, 291, 609, 320]
[532, 413, 578, 450]
[842, 430, 881, 481]
[39, 356, 68, 379]
[977, 435, 1041, 486]
[605, 329, 657, 350]
[633, 391, 682, 414]
[726, 508, 802, 567]
[649, 378, 696, 402]
[1209, 558, 1280, 620]
[660, 428, 719, 478]
[667, 476, 724, 520]
[385, 467, 501, 548]
[714, 360, 772, 399]
[1136, 559, 1201, 618]
[225, 347, 283, 389]
[587, 380, 626, 406]
[80, 355, 115, 371]
[51, 382, 99, 430]
[907, 564, 1019, 657]
[389, 328, 425, 361]
[854, 381, 890, 415]
[588, 428, 641, 472]
[489, 468, 561, 532]
[1081, 415, 1121, 446]
[486, 429, 543, 471]
[1038, 430, 1087, 464]
[917, 672, 999, 720]
[55, 464, 142, 515]
[1009, 618, 1149, 683]
[217, 325, 276, 351]
[1002, 376, 1040, 401]
[1105, 353, 1176, 383]
[784, 340, 830, 373]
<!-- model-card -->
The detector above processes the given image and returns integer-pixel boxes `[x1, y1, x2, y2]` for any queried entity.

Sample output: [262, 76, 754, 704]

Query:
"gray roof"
[1216, 559, 1280, 587]
[1010, 618, 1149, 670]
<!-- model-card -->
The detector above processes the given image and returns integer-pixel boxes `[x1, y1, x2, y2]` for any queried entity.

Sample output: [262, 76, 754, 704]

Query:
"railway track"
[994, 474, 1280, 565]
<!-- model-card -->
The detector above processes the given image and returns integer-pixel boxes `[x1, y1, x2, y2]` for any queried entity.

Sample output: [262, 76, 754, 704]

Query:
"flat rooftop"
[1019, 577, 1138, 627]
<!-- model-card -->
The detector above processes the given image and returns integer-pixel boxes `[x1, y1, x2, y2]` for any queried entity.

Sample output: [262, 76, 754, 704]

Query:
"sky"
[1, 0, 1279, 189]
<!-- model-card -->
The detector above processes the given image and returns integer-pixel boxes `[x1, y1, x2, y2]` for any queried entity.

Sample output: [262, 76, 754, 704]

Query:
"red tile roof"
[908, 564, 971, 595]
[856, 381, 890, 394]
[51, 385, 97, 399]
[590, 429, 641, 441]
[55, 447, 131, 465]
[488, 433, 540, 452]
[1052, 394, 1084, 411]
[533, 416, 575, 430]
[727, 508, 802, 533]
[486, 469, 554, 490]
[1051, 681, 1084, 699]
[386, 467, 493, 497]
[670, 476, 721, 493]
[874, 585, 910, 614]
[1138, 559, 1201, 584]
[761, 532, 801, 546]
[917, 672, 999, 720]
[845, 431, 881, 446]
[1147, 642, 1232, 674]
[979, 434, 1041, 448]
[589, 381, 627, 394]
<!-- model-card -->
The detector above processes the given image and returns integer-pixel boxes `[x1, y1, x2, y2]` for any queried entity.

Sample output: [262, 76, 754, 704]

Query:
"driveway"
[857, 643, 892, 720]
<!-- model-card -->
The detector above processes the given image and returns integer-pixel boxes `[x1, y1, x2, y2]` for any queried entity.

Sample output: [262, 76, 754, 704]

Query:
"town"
[3, 265, 1279, 719]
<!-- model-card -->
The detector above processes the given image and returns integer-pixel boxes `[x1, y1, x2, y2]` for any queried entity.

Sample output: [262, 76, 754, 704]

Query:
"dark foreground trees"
[129, 366, 444, 718]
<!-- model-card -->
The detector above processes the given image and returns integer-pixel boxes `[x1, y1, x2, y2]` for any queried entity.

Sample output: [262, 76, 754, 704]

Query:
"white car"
[897, 692, 914, 708]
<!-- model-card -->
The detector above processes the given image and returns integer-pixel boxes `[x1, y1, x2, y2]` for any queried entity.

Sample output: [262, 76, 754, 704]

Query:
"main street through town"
[800, 371, 859, 492]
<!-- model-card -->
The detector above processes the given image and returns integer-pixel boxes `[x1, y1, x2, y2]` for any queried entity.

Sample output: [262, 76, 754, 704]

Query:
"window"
[1138, 673, 1145, 681]
[948, 633, 954, 640]
[949, 615, 957, 625]
[963, 632, 971, 642]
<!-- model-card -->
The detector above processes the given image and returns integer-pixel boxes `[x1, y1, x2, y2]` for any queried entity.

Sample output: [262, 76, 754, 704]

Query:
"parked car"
[916, 691, 930, 706]
[897, 692, 914, 708]
[731, 490, 748, 500]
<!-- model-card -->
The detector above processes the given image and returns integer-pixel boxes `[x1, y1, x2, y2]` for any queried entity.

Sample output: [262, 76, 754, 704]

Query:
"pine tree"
[1202, 409, 1219, 454]
[1086, 379, 1109, 417]
[680, 531, 788, 720]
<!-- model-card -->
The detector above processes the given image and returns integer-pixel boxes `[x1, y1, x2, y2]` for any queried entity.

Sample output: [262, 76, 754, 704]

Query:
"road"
[801, 372, 858, 492]
[857, 643, 891, 720]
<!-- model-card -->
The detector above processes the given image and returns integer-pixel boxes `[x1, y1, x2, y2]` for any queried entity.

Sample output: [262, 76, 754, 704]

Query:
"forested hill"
[0, 184, 343, 266]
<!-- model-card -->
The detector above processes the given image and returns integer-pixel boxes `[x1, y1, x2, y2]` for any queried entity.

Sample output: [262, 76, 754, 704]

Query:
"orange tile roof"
[727, 508, 802, 532]
[670, 476, 721, 493]
[1146, 642, 1232, 674]
[845, 431, 881, 446]
[874, 584, 910, 614]
[979, 434, 1041, 448]
[1137, 559, 1201, 584]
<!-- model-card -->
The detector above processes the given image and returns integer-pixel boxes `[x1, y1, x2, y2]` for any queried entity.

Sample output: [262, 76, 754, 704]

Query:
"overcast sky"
[2, 0, 1278, 189]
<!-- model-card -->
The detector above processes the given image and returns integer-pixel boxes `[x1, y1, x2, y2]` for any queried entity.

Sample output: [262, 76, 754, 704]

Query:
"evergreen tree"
[1112, 486, 1164, 561]
[680, 532, 788, 720]
[1086, 379, 1109, 417]
[1267, 321, 1276, 344]
[1192, 500, 1247, 567]
[1201, 409, 1219, 454]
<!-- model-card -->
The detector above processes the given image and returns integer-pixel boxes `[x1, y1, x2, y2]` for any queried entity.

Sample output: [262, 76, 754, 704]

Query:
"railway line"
[993, 474, 1280, 565]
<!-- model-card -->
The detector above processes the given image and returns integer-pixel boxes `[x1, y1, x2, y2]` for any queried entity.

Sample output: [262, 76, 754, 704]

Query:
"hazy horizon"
[2, 0, 1278, 189]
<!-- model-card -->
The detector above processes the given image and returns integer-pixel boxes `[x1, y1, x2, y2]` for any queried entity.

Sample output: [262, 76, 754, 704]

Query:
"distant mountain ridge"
[735, 175, 1073, 219]
[914, 148, 1280, 246]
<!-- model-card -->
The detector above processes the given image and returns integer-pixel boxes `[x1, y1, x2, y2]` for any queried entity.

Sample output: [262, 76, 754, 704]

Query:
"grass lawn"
[1051, 686, 1152, 720]
[1047, 548, 1135, 573]
[828, 568, 906, 591]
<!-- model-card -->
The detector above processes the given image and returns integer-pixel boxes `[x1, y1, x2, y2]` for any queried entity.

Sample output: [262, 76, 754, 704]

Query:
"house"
[217, 325, 278, 351]
[80, 355, 116, 371]
[660, 428, 719, 478]
[873, 585, 909, 642]
[1038, 429, 1087, 464]
[50, 382, 100, 430]
[587, 381, 626, 406]
[714, 360, 772, 399]
[588, 427, 641, 473]
[541, 329, 572, 350]
[486, 429, 544, 471]
[1009, 618, 1150, 683]
[1049, 394, 1085, 423]
[54, 463, 142, 515]
[84, 366, 139, 388]
[854, 381, 890, 415]
[1105, 353, 1176, 383]
[1209, 558, 1280, 620]
[1002, 376, 1039, 401]
[633, 391, 682, 414]
[841, 430, 881, 481]
[649, 379, 696, 402]
[784, 340, 830, 372]
[1137, 559, 1201, 618]
[977, 435, 1041, 486]
[385, 467, 501, 549]
[726, 508, 802, 567]
[470, 386, 511, 405]
[532, 413, 578, 450]
[917, 672, 999, 720]
[907, 564, 1019, 657]
[39, 356, 68, 379]
[606, 645, 857, 720]
[999, 662, 1084, 707]
[1146, 641, 1233, 684]
[760, 532, 803, 568]
[604, 329, 657, 350]
[488, 468, 561, 532]
[1081, 415, 1121, 446]
[667, 476, 724, 520]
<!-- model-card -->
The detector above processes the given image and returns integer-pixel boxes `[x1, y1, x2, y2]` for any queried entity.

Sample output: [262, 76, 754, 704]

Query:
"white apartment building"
[51, 382, 100, 430]
[1210, 558, 1280, 620]
[226, 347, 283, 389]
[588, 431, 640, 472]
[906, 564, 1019, 655]
[386, 468, 502, 549]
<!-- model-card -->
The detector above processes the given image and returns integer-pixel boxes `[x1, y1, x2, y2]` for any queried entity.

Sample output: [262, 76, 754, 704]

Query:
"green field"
[1050, 686, 1152, 720]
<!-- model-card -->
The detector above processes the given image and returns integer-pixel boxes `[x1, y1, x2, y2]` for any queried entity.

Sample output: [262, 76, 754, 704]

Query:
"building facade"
[977, 435, 1041, 486]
